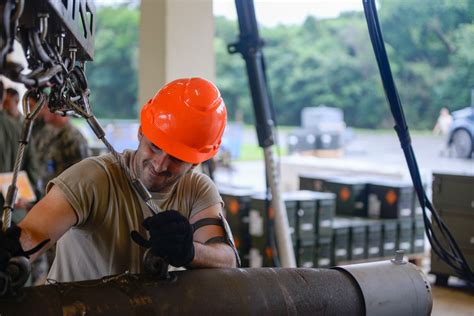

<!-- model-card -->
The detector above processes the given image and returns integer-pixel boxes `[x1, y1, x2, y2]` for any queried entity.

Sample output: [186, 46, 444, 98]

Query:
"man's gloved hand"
[0, 221, 49, 296]
[131, 210, 195, 267]
[0, 223, 24, 272]
[0, 222, 27, 296]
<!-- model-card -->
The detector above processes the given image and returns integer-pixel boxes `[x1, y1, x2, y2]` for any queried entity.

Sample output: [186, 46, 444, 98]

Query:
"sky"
[213, 0, 364, 27]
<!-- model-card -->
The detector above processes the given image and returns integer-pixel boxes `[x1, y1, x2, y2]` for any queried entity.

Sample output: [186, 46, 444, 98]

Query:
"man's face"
[4, 93, 19, 116]
[135, 132, 195, 192]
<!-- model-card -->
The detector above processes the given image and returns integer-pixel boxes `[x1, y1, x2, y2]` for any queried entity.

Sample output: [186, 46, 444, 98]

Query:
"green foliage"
[216, 1, 472, 129]
[87, 6, 139, 119]
[87, 3, 472, 128]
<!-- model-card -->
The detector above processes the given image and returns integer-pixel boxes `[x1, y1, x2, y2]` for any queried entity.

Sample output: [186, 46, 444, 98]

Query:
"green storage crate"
[382, 219, 398, 257]
[284, 190, 336, 243]
[397, 218, 413, 253]
[412, 217, 425, 254]
[307, 192, 336, 238]
[333, 217, 367, 261]
[331, 220, 350, 265]
[353, 218, 383, 258]
[299, 174, 368, 217]
[249, 190, 335, 267]
[349, 220, 367, 261]
[297, 239, 316, 268]
[315, 237, 333, 268]
[299, 173, 335, 192]
[431, 173, 474, 282]
[219, 186, 255, 267]
[324, 178, 368, 217]
[249, 193, 275, 267]
[284, 196, 299, 245]
[367, 179, 414, 219]
[432, 173, 474, 210]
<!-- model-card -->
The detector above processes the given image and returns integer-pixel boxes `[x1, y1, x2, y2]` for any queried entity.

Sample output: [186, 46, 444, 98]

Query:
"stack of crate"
[249, 191, 336, 268]
[219, 172, 428, 268]
[430, 173, 474, 284]
[300, 173, 368, 217]
[219, 186, 255, 267]
[299, 173, 428, 265]
[367, 179, 418, 255]
[220, 186, 337, 268]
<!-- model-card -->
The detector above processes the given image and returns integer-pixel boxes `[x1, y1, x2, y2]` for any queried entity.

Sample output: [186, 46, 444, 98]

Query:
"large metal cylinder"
[336, 259, 433, 316]
[0, 260, 432, 315]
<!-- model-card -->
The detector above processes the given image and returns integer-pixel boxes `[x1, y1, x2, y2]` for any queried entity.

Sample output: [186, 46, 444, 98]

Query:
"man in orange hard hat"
[0, 78, 239, 283]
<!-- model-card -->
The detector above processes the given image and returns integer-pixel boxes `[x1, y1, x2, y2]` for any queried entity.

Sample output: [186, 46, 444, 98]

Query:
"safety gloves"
[0, 221, 48, 296]
[0, 224, 24, 272]
[131, 210, 195, 267]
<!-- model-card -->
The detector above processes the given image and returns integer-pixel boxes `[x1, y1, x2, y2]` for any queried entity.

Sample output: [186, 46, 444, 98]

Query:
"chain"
[0, 2, 162, 294]
[60, 77, 161, 215]
[2, 92, 47, 231]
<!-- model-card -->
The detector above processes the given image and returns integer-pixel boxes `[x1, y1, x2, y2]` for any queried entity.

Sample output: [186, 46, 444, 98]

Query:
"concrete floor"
[431, 285, 474, 315]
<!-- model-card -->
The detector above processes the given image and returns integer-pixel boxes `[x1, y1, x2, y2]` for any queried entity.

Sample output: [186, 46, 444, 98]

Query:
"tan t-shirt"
[46, 150, 223, 282]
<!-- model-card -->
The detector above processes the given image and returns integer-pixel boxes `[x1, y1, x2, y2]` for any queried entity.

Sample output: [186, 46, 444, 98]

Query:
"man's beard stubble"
[141, 159, 177, 192]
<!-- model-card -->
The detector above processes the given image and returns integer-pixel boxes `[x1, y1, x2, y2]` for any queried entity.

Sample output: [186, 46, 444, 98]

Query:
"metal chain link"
[2, 92, 47, 231]
[65, 90, 161, 215]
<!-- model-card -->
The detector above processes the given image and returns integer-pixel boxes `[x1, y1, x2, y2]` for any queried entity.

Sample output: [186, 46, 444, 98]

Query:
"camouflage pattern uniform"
[36, 121, 91, 192]
[0, 111, 40, 203]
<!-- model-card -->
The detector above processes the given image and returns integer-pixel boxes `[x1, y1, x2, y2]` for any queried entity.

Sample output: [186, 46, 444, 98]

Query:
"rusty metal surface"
[0, 268, 364, 315]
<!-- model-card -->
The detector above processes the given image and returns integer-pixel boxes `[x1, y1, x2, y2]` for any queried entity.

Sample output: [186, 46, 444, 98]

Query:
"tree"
[87, 6, 139, 119]
[215, 1, 471, 129]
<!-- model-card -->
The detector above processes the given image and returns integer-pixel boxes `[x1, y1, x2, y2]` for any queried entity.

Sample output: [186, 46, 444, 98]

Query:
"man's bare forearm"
[17, 185, 77, 262]
[18, 225, 52, 262]
[189, 242, 236, 268]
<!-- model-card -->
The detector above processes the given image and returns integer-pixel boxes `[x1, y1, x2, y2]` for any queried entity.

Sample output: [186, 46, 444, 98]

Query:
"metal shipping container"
[430, 172, 474, 284]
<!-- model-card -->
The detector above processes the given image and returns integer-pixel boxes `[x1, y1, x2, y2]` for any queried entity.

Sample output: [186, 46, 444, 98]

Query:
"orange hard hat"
[141, 78, 227, 164]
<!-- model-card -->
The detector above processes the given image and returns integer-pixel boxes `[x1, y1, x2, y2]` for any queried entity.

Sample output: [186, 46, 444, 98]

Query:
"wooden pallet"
[300, 149, 344, 158]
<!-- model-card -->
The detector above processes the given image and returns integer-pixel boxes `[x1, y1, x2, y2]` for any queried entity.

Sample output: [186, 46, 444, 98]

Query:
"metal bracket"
[19, 0, 96, 60]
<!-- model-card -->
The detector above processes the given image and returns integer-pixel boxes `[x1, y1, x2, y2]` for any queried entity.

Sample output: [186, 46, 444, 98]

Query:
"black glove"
[131, 210, 195, 267]
[0, 224, 24, 272]
[0, 221, 49, 296]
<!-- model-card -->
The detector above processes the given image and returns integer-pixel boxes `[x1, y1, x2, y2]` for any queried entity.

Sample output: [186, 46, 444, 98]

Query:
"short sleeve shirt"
[47, 150, 223, 282]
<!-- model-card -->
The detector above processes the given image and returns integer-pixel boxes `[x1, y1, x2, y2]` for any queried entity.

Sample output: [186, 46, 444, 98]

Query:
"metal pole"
[229, 0, 296, 267]
[263, 147, 296, 267]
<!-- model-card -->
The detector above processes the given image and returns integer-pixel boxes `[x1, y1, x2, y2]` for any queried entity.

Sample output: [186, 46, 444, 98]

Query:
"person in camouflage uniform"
[0, 84, 40, 206]
[2, 87, 24, 123]
[38, 108, 91, 191]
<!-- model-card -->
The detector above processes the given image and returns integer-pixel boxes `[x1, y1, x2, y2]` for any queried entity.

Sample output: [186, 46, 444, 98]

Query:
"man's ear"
[137, 127, 143, 140]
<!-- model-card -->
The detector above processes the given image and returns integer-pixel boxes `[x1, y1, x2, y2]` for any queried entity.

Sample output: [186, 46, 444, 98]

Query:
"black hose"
[362, 0, 473, 284]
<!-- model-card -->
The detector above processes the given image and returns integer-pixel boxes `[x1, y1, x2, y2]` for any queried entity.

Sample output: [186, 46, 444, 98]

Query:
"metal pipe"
[229, 0, 296, 268]
[335, 255, 433, 316]
[0, 268, 363, 315]
[0, 260, 432, 315]
[263, 146, 296, 267]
